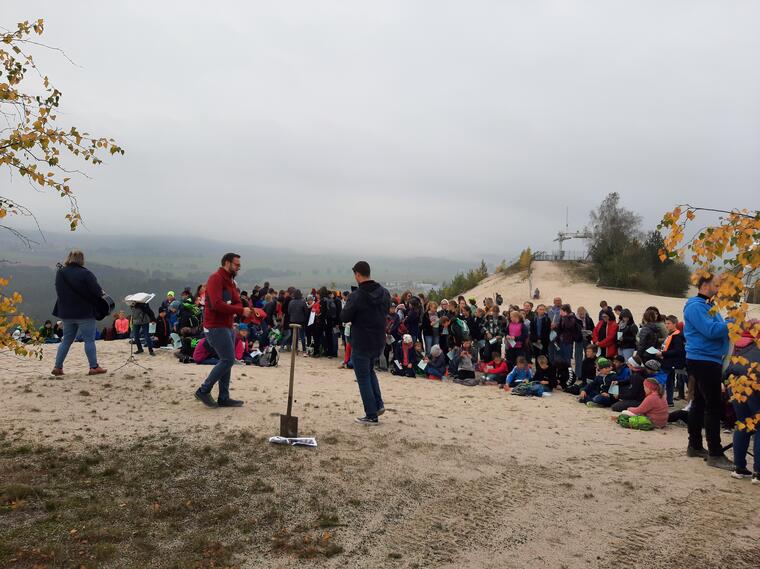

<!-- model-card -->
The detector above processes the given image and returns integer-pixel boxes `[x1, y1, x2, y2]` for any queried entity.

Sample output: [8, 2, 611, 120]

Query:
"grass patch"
[0, 433, 351, 568]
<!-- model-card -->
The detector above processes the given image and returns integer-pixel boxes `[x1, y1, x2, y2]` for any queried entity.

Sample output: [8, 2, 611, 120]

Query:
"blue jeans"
[573, 341, 584, 379]
[133, 323, 153, 352]
[424, 334, 439, 355]
[732, 392, 760, 472]
[426, 365, 444, 378]
[198, 327, 235, 402]
[559, 342, 573, 364]
[55, 318, 99, 369]
[592, 393, 615, 407]
[620, 348, 635, 361]
[352, 351, 383, 419]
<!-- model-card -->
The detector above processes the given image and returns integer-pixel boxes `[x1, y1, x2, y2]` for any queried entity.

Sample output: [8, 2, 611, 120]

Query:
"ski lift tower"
[553, 207, 591, 260]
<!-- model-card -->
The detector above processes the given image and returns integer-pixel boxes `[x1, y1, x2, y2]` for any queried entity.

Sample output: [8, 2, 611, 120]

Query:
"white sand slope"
[464, 261, 759, 320]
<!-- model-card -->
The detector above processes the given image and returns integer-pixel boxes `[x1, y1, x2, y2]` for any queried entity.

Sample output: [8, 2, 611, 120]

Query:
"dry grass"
[0, 431, 355, 568]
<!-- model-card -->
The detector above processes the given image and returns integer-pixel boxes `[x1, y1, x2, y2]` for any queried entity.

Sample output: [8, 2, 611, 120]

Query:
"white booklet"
[268, 436, 317, 447]
[418, 361, 427, 370]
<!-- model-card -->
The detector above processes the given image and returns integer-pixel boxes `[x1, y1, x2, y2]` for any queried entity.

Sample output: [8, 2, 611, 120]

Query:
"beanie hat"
[238, 323, 248, 331]
[167, 290, 175, 297]
[596, 357, 612, 369]
[644, 359, 662, 372]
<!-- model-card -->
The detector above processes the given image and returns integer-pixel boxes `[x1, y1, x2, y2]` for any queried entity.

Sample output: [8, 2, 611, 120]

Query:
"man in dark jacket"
[51, 249, 108, 376]
[341, 261, 391, 425]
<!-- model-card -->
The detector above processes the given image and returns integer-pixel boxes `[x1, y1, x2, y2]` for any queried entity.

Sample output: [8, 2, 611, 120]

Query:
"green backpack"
[617, 414, 655, 431]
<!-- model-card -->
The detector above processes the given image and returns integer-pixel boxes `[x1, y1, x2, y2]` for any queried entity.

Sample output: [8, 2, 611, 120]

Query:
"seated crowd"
[27, 281, 758, 482]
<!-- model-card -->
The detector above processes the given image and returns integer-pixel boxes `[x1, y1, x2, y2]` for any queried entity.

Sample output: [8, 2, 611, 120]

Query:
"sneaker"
[135, 349, 145, 354]
[194, 389, 217, 407]
[686, 446, 708, 458]
[586, 402, 600, 408]
[377, 407, 386, 416]
[50, 368, 64, 377]
[88, 367, 107, 375]
[731, 466, 753, 479]
[354, 416, 379, 425]
[752, 473, 760, 485]
[149, 350, 156, 356]
[706, 454, 734, 471]
[217, 398, 245, 407]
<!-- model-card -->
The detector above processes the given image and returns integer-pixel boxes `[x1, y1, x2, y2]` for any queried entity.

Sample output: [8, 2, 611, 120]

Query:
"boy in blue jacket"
[506, 356, 533, 387]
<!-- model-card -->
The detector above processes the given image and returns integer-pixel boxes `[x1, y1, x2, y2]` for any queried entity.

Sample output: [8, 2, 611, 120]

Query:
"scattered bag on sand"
[617, 414, 655, 430]
[511, 382, 544, 397]
[268, 436, 317, 447]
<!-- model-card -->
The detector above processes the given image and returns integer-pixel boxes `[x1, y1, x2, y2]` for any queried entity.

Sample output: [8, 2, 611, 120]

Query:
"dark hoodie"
[341, 280, 391, 357]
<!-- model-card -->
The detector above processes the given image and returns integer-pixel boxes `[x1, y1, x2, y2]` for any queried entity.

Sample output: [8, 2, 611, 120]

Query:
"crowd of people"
[44, 251, 759, 483]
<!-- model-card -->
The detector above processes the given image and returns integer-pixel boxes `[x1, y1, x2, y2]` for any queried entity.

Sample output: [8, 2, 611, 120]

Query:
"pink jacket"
[627, 393, 668, 428]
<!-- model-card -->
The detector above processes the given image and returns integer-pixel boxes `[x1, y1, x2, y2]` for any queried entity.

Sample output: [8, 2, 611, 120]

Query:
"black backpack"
[322, 298, 337, 322]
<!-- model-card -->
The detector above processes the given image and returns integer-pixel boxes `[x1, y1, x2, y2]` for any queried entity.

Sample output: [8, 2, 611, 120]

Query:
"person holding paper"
[341, 261, 391, 425]
[637, 308, 662, 363]
[424, 345, 447, 379]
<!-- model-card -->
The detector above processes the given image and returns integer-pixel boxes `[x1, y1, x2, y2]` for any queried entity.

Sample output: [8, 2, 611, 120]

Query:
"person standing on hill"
[341, 261, 391, 425]
[51, 249, 108, 377]
[684, 273, 732, 469]
[194, 253, 251, 408]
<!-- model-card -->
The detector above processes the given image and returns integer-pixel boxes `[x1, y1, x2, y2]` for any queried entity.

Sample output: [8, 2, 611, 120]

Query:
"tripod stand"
[112, 317, 151, 373]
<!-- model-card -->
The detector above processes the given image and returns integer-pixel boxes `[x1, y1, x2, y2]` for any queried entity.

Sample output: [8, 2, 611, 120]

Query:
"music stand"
[112, 315, 150, 373]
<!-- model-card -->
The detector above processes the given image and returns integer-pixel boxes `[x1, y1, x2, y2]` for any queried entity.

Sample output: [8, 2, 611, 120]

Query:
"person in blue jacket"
[683, 273, 732, 470]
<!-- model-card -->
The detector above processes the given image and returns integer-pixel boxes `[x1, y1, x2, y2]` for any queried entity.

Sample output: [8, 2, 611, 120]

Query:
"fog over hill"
[1, 231, 498, 324]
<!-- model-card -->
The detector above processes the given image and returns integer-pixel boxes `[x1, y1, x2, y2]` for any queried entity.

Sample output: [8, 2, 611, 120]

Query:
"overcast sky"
[4, 1, 759, 259]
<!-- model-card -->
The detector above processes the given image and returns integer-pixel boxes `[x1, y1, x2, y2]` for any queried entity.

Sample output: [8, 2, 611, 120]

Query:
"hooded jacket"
[683, 295, 729, 364]
[340, 280, 391, 357]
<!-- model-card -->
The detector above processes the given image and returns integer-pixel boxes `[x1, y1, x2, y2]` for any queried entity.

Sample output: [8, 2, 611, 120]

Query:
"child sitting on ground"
[413, 341, 427, 376]
[453, 339, 477, 381]
[425, 345, 447, 379]
[532, 355, 557, 391]
[619, 377, 669, 428]
[506, 356, 533, 388]
[481, 353, 508, 385]
[580, 345, 598, 384]
[393, 334, 417, 377]
[579, 357, 616, 404]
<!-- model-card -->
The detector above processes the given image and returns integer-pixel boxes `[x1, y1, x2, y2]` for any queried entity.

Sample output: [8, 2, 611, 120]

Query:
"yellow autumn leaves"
[659, 205, 760, 430]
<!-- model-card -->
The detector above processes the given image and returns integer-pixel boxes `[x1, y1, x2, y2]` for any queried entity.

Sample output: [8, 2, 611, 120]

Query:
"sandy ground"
[465, 261, 760, 320]
[3, 334, 760, 568]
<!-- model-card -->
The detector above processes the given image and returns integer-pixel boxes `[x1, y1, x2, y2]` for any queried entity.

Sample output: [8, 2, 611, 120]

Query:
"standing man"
[341, 261, 391, 425]
[684, 273, 732, 469]
[51, 249, 108, 376]
[194, 253, 251, 408]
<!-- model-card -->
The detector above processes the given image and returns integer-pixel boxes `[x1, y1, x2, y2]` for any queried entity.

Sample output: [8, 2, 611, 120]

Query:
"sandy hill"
[464, 261, 759, 320]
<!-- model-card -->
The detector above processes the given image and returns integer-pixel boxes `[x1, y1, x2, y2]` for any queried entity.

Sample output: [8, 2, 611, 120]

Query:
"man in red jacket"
[195, 253, 251, 408]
